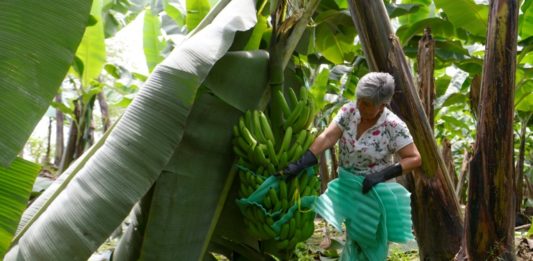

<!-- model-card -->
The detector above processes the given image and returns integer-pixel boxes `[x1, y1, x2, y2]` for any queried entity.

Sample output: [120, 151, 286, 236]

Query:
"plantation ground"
[88, 216, 533, 260]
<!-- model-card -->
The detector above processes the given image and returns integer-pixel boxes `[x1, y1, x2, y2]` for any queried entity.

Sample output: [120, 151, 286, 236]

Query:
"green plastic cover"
[313, 168, 414, 260]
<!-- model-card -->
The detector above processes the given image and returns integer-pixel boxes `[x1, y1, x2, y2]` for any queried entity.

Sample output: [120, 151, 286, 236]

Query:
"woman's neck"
[360, 111, 383, 125]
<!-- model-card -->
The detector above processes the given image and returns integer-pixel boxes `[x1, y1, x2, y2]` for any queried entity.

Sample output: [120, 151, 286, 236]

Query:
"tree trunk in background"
[515, 113, 531, 213]
[59, 99, 81, 173]
[330, 146, 338, 180]
[442, 138, 456, 187]
[469, 75, 482, 120]
[456, 148, 471, 205]
[465, 0, 518, 259]
[59, 96, 96, 173]
[347, 1, 463, 259]
[97, 92, 111, 132]
[319, 151, 329, 193]
[42, 117, 52, 166]
[417, 28, 435, 129]
[54, 94, 64, 168]
[74, 95, 96, 159]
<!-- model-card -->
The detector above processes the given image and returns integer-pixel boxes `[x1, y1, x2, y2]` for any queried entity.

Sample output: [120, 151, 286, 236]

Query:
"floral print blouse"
[333, 102, 414, 174]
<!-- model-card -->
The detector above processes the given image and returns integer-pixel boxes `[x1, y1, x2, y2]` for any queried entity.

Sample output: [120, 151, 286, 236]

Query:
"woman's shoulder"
[383, 108, 408, 128]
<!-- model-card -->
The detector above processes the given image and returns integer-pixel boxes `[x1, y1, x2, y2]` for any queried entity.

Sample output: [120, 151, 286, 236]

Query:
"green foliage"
[185, 0, 210, 31]
[0, 158, 41, 259]
[398, 0, 432, 25]
[520, 0, 533, 39]
[434, 0, 488, 38]
[143, 10, 166, 72]
[314, 10, 357, 64]
[0, 0, 92, 167]
[76, 0, 107, 89]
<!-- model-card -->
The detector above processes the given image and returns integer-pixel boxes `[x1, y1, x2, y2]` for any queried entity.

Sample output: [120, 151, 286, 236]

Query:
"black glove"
[362, 163, 403, 194]
[277, 150, 318, 179]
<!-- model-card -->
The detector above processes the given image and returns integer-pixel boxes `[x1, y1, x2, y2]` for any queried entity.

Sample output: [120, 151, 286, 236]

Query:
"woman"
[280, 72, 421, 260]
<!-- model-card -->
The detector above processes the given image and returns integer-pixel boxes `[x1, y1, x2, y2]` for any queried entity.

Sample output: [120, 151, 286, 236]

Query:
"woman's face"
[357, 99, 385, 121]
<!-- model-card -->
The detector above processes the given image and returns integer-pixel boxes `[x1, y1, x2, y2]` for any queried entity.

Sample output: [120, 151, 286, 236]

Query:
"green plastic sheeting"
[313, 168, 413, 261]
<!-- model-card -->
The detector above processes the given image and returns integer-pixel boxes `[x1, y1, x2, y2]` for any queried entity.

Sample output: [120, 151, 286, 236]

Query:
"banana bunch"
[232, 111, 316, 176]
[232, 87, 320, 254]
[273, 87, 316, 134]
[263, 210, 316, 251]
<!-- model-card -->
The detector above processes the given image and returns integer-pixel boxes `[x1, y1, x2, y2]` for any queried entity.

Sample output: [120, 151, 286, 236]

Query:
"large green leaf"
[186, 0, 211, 31]
[76, 0, 106, 88]
[519, 0, 533, 39]
[434, 0, 488, 38]
[0, 158, 40, 259]
[398, 0, 431, 25]
[315, 10, 357, 64]
[113, 50, 269, 261]
[0, 0, 92, 167]
[4, 0, 257, 259]
[143, 10, 166, 72]
[396, 17, 455, 45]
[385, 3, 421, 19]
[516, 79, 533, 112]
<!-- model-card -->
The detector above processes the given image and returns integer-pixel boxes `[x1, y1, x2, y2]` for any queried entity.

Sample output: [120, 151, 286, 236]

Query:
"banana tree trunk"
[417, 28, 435, 129]
[54, 94, 64, 168]
[97, 92, 111, 132]
[515, 113, 531, 213]
[347, 0, 463, 259]
[466, 1, 519, 258]
[456, 148, 471, 205]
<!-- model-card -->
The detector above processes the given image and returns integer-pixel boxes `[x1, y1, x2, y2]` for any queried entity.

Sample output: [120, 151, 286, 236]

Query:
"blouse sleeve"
[333, 102, 355, 132]
[388, 119, 414, 153]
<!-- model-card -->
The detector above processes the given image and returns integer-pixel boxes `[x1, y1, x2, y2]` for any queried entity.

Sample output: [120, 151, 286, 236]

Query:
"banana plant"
[5, 0, 258, 259]
[0, 0, 91, 257]
[0, 0, 92, 167]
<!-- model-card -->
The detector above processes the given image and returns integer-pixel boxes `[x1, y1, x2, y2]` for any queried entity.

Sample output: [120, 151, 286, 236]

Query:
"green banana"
[268, 188, 280, 209]
[284, 101, 304, 129]
[259, 111, 276, 143]
[276, 239, 289, 250]
[266, 216, 274, 226]
[254, 145, 269, 166]
[287, 88, 299, 109]
[294, 211, 302, 229]
[301, 219, 315, 240]
[275, 90, 291, 118]
[299, 86, 309, 101]
[290, 230, 302, 247]
[279, 223, 290, 240]
[294, 130, 308, 146]
[288, 218, 296, 238]
[279, 151, 289, 169]
[244, 110, 254, 133]
[279, 180, 288, 200]
[266, 140, 279, 166]
[266, 163, 276, 175]
[240, 125, 257, 148]
[299, 172, 310, 190]
[278, 126, 293, 155]
[288, 145, 303, 163]
[253, 110, 267, 143]
[292, 105, 310, 132]
[303, 131, 315, 150]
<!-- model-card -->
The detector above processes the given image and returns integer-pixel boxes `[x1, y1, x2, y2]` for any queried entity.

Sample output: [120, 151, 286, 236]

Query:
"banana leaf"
[0, 158, 40, 259]
[4, 0, 257, 259]
[76, 0, 106, 88]
[0, 0, 92, 166]
[113, 50, 269, 261]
